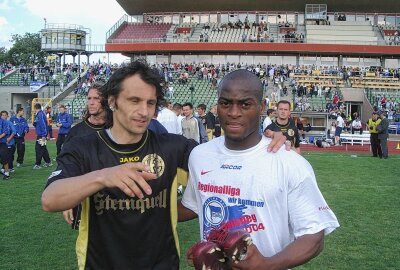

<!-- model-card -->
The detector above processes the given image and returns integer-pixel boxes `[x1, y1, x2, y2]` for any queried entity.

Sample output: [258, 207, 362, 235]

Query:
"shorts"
[335, 126, 343, 137]
[0, 143, 10, 165]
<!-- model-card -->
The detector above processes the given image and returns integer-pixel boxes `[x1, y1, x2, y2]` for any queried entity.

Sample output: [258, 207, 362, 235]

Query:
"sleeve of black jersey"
[205, 113, 215, 129]
[45, 137, 85, 188]
[294, 127, 300, 148]
[179, 136, 199, 171]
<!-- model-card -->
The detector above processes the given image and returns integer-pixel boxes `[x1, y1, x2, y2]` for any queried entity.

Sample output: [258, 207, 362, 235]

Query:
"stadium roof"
[116, 0, 400, 15]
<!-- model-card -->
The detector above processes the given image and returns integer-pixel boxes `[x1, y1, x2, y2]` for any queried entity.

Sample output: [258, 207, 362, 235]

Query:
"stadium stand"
[306, 21, 379, 45]
[108, 22, 172, 42]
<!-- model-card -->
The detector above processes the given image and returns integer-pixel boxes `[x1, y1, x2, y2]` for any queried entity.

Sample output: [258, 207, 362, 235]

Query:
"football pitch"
[0, 141, 399, 270]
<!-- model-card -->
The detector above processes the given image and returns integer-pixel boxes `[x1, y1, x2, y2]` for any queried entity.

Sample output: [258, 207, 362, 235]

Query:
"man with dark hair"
[33, 103, 52, 169]
[367, 112, 382, 158]
[42, 61, 198, 270]
[173, 103, 184, 135]
[179, 69, 339, 270]
[262, 108, 275, 132]
[10, 107, 29, 167]
[182, 102, 208, 144]
[196, 103, 207, 130]
[55, 104, 72, 155]
[266, 100, 301, 154]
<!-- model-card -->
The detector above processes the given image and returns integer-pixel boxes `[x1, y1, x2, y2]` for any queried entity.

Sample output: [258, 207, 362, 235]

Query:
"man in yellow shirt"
[367, 112, 382, 158]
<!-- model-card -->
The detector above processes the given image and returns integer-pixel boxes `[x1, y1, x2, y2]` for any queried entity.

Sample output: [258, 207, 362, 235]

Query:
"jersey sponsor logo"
[319, 205, 331, 211]
[119, 156, 140, 163]
[287, 129, 295, 136]
[142, 154, 165, 177]
[198, 181, 240, 197]
[220, 164, 242, 170]
[93, 189, 167, 215]
[48, 170, 62, 179]
[201, 170, 212, 175]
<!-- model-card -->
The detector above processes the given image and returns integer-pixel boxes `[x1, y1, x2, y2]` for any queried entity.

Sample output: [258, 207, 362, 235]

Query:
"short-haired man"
[262, 108, 275, 133]
[335, 112, 345, 145]
[377, 111, 389, 159]
[173, 103, 184, 135]
[10, 107, 29, 167]
[266, 100, 301, 154]
[179, 69, 339, 270]
[1, 111, 16, 174]
[196, 103, 207, 130]
[157, 99, 180, 134]
[182, 102, 208, 144]
[367, 112, 382, 158]
[55, 104, 72, 156]
[0, 115, 11, 179]
[33, 103, 52, 169]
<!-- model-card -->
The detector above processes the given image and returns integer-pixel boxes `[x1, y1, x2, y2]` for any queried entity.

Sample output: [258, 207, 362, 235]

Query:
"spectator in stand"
[10, 108, 29, 167]
[351, 117, 363, 134]
[33, 103, 52, 169]
[56, 105, 72, 156]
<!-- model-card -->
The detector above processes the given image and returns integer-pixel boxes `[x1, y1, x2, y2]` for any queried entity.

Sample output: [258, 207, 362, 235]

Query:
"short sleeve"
[287, 157, 339, 238]
[45, 138, 85, 188]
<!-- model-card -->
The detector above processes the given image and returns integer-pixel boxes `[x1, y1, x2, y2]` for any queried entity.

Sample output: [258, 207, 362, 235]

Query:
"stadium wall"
[0, 86, 37, 112]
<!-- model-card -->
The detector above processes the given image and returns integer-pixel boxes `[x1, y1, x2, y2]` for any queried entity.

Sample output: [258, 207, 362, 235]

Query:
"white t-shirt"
[336, 115, 345, 128]
[176, 115, 185, 135]
[182, 136, 339, 258]
[262, 116, 272, 132]
[157, 107, 179, 134]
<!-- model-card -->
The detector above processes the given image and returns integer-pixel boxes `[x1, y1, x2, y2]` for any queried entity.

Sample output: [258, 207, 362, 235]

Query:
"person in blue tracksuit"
[33, 103, 52, 169]
[10, 107, 29, 167]
[0, 115, 11, 179]
[1, 111, 16, 172]
[56, 104, 72, 156]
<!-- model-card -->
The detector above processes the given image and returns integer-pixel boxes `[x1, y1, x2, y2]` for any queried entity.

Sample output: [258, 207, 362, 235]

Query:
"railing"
[106, 14, 130, 41]
[85, 44, 106, 52]
[106, 37, 397, 46]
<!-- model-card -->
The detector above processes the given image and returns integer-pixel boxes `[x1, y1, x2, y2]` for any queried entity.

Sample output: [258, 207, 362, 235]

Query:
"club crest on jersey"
[220, 164, 242, 170]
[203, 197, 228, 228]
[287, 129, 295, 136]
[142, 154, 165, 177]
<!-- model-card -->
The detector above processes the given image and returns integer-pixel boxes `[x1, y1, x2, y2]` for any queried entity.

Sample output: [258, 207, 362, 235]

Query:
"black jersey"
[62, 119, 105, 230]
[64, 119, 105, 144]
[267, 119, 300, 148]
[47, 130, 197, 270]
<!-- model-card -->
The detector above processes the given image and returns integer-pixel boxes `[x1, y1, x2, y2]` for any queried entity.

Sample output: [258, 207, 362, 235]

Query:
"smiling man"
[179, 70, 339, 270]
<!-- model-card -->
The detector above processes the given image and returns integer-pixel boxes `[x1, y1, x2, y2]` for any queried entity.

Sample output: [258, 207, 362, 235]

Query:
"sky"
[0, 0, 130, 63]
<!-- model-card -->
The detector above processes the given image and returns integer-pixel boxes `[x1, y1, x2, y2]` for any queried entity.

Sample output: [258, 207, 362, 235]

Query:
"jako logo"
[220, 164, 242, 170]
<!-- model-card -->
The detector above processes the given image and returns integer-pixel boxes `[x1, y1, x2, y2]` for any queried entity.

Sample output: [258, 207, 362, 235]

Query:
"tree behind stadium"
[6, 33, 46, 66]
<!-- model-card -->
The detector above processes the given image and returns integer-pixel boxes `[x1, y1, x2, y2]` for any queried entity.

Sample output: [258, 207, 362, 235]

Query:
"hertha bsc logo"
[142, 154, 165, 177]
[288, 129, 295, 136]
